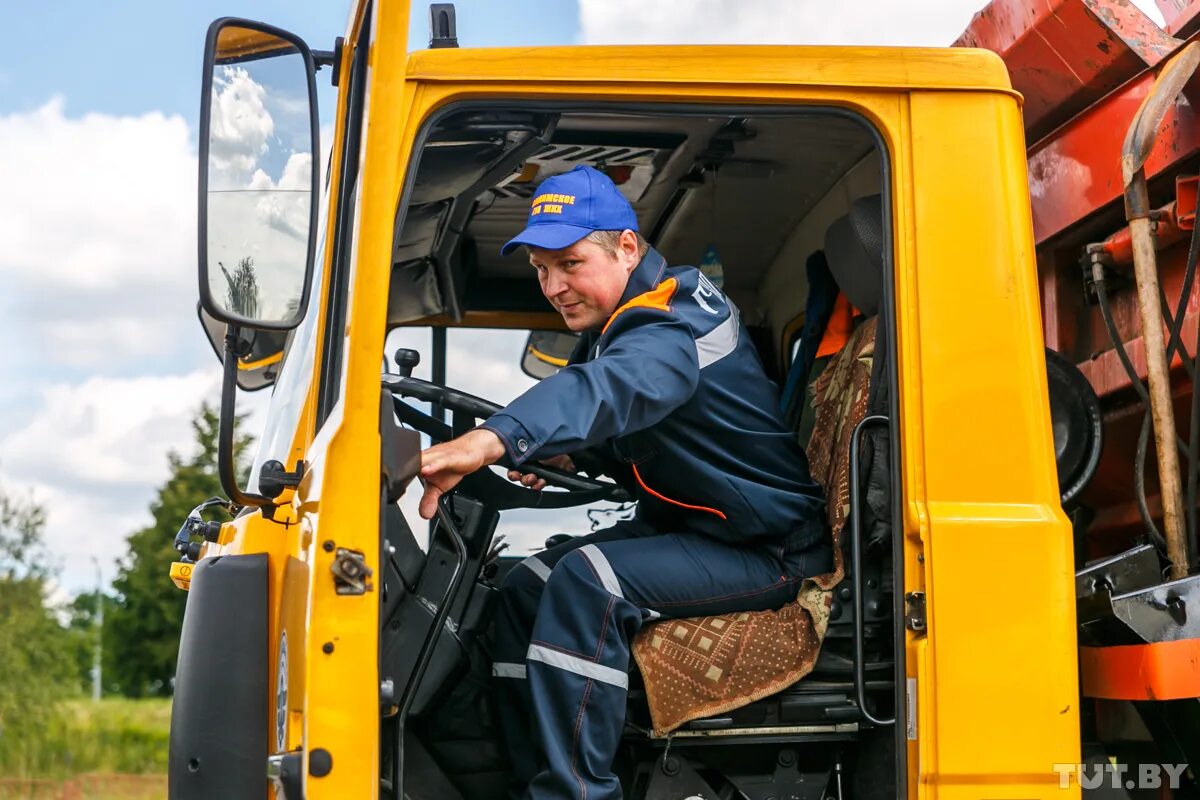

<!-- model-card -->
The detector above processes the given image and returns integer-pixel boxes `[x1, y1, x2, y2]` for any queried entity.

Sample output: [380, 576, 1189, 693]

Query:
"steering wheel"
[382, 348, 631, 510]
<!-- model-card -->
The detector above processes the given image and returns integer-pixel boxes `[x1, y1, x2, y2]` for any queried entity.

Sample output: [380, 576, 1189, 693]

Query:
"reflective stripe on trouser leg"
[492, 662, 527, 679]
[491, 523, 649, 798]
[525, 548, 643, 800]
[577, 544, 623, 597]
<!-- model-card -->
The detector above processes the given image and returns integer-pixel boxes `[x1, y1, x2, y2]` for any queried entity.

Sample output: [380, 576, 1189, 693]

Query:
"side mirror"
[198, 305, 289, 392]
[521, 330, 580, 380]
[198, 18, 320, 332]
[198, 17, 319, 511]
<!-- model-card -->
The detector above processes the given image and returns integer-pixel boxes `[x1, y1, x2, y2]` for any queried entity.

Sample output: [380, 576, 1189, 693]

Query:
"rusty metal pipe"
[1121, 42, 1200, 580]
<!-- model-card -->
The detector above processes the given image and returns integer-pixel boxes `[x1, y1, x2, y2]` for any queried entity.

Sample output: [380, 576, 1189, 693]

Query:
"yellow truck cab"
[168, 3, 1083, 799]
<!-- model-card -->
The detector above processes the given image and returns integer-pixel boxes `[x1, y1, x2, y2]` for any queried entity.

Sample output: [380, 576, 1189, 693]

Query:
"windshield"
[386, 326, 628, 553]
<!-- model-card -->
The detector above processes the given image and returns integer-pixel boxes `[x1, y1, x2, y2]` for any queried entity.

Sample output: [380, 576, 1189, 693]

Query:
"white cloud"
[0, 98, 199, 371]
[255, 151, 313, 241]
[44, 316, 190, 368]
[580, 0, 1165, 46]
[581, 0, 976, 46]
[0, 90, 322, 373]
[209, 66, 274, 180]
[0, 97, 194, 293]
[0, 369, 274, 591]
[2, 371, 221, 492]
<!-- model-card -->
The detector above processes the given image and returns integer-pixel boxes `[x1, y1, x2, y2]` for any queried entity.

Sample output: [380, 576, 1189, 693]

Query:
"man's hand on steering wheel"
[388, 368, 630, 508]
[419, 428, 506, 519]
[508, 454, 576, 491]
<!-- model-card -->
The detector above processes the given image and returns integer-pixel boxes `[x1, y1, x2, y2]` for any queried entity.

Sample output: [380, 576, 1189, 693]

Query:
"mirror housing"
[198, 305, 288, 392]
[198, 18, 320, 333]
[521, 330, 580, 380]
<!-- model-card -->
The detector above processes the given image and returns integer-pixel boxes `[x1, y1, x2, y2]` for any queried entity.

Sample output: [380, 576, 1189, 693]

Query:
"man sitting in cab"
[418, 165, 832, 800]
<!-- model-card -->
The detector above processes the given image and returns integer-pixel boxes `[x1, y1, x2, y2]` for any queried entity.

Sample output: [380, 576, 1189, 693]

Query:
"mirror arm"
[312, 36, 344, 87]
[219, 325, 273, 511]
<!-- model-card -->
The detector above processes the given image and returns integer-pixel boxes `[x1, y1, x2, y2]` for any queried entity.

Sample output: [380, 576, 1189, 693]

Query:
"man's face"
[529, 231, 640, 332]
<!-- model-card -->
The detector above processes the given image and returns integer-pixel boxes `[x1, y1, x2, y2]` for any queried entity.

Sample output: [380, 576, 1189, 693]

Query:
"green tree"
[105, 403, 251, 697]
[0, 486, 77, 774]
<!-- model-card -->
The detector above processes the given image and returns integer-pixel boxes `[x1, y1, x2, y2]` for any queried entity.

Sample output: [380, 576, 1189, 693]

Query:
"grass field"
[0, 698, 170, 797]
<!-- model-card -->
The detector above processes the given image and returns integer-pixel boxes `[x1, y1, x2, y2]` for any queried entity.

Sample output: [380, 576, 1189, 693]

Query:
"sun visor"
[393, 201, 448, 264]
[386, 259, 444, 324]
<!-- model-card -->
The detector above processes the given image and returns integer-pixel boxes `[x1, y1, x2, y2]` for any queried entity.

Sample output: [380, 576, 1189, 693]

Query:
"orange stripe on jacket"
[815, 292, 861, 359]
[632, 463, 727, 521]
[602, 277, 678, 335]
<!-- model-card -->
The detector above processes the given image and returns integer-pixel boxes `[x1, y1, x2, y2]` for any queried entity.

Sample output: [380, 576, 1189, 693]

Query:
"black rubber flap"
[169, 553, 269, 799]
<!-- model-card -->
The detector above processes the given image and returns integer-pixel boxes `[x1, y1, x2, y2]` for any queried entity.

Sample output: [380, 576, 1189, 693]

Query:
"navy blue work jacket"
[481, 248, 827, 551]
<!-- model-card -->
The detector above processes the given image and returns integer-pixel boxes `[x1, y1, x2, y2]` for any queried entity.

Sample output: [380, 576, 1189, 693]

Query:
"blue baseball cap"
[501, 165, 638, 256]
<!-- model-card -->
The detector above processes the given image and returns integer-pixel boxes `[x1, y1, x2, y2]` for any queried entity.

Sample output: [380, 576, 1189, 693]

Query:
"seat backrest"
[830, 195, 892, 552]
[802, 195, 888, 587]
[823, 194, 884, 318]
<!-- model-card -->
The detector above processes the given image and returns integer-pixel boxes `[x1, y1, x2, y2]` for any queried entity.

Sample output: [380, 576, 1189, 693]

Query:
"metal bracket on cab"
[331, 547, 374, 595]
[904, 591, 927, 633]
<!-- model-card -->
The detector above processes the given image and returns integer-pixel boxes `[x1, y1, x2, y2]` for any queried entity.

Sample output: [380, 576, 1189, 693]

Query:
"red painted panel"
[1081, 639, 1200, 700]
[1027, 74, 1200, 243]
[956, 0, 1178, 141]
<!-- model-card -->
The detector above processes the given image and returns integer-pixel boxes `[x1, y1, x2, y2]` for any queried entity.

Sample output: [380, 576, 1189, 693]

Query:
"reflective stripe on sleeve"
[521, 555, 552, 582]
[695, 305, 740, 369]
[492, 662, 527, 679]
[526, 644, 629, 689]
[578, 544, 623, 598]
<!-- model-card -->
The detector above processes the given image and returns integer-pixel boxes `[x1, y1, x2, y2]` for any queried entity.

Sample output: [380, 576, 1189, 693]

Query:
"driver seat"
[628, 194, 892, 737]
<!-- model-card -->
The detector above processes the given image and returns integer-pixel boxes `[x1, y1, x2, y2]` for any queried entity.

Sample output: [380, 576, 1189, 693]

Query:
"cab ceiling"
[388, 109, 874, 326]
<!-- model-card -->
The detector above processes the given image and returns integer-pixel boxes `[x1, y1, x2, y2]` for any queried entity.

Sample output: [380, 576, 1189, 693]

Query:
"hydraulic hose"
[1174, 209, 1200, 567]
[1095, 268, 1169, 550]
[1092, 239, 1195, 559]
[1091, 266, 1189, 456]
[1093, 261, 1152, 409]
[1136, 411, 1171, 553]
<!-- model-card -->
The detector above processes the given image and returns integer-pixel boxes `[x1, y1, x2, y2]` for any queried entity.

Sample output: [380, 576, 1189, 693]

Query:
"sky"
[0, 0, 1168, 594]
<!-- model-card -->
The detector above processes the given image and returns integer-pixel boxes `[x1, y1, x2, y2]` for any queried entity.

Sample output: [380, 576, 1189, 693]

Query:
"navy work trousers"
[491, 518, 832, 800]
